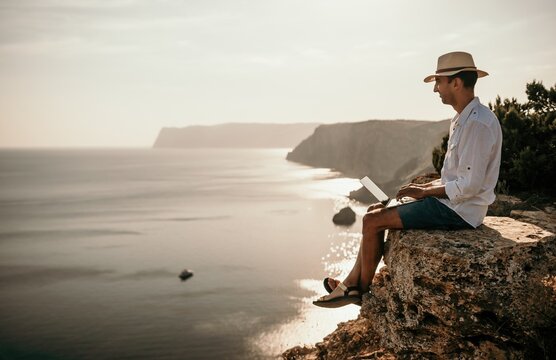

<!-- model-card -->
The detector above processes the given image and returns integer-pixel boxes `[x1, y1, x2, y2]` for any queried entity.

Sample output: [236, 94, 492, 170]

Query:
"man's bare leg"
[330, 230, 385, 289]
[328, 203, 384, 291]
[359, 207, 403, 291]
[317, 206, 402, 303]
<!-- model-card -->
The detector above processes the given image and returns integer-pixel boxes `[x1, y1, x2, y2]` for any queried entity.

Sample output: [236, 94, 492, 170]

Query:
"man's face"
[433, 76, 455, 105]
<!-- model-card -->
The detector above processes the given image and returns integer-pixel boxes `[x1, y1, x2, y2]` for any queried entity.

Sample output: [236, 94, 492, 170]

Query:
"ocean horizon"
[0, 148, 369, 359]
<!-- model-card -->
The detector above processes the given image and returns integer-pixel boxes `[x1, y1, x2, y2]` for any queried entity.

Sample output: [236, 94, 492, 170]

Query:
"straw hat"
[424, 51, 488, 83]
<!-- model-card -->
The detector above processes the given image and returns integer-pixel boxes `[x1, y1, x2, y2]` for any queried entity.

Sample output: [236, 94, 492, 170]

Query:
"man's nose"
[433, 85, 438, 93]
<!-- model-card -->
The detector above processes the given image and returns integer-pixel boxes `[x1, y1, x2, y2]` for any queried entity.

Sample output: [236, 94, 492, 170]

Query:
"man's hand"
[396, 185, 426, 201]
[397, 183, 448, 200]
[367, 202, 385, 212]
[399, 182, 427, 191]
[399, 179, 441, 191]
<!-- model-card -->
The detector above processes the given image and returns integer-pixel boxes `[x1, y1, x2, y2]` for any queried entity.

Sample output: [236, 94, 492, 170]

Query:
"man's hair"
[448, 71, 478, 89]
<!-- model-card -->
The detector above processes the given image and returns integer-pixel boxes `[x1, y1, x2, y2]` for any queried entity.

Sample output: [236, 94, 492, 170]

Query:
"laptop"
[359, 176, 418, 208]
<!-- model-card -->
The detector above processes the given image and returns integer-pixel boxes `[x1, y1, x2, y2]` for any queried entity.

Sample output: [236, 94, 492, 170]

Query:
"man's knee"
[363, 207, 402, 233]
[363, 209, 382, 232]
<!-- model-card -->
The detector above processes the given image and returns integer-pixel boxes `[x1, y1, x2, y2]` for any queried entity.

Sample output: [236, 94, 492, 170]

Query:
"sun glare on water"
[310, 175, 362, 199]
[253, 227, 386, 358]
[288, 167, 364, 200]
[252, 278, 360, 357]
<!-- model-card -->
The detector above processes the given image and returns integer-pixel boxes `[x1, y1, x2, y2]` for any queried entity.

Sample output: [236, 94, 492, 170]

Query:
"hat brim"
[423, 69, 488, 83]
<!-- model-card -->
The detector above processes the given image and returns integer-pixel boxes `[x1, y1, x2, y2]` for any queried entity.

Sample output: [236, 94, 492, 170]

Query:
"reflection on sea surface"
[253, 278, 360, 356]
[254, 223, 385, 357]
[293, 168, 363, 200]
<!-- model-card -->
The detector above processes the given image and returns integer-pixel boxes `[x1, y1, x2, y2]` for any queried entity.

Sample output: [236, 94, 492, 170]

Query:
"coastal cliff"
[153, 123, 319, 148]
[286, 119, 450, 196]
[283, 215, 556, 359]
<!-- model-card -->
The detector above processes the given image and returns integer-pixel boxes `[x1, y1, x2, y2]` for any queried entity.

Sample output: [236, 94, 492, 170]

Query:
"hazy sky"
[1, 0, 555, 147]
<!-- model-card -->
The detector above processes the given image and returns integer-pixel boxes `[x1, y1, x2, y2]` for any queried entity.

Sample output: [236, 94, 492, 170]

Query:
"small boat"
[179, 269, 194, 281]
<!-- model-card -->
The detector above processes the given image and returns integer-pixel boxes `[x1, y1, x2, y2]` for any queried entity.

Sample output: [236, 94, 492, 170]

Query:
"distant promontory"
[286, 119, 450, 196]
[153, 123, 320, 148]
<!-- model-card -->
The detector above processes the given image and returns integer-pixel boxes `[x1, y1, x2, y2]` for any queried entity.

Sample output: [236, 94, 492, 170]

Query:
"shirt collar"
[452, 97, 479, 124]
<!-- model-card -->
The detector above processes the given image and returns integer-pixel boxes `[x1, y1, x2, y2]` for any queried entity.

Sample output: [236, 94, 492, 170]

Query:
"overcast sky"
[1, 0, 555, 147]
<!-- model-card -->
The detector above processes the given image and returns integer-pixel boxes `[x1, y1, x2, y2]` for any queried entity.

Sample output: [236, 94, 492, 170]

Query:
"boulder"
[283, 216, 556, 359]
[332, 207, 356, 225]
[178, 269, 194, 281]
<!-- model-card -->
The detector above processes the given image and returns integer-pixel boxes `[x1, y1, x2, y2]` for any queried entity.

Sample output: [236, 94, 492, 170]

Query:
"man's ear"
[452, 77, 463, 90]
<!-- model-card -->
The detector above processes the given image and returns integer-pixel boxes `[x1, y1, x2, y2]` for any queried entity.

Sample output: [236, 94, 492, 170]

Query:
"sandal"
[313, 282, 362, 308]
[323, 277, 338, 294]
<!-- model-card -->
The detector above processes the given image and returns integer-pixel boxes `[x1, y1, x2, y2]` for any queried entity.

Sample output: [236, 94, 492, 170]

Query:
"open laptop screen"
[359, 176, 417, 208]
[360, 176, 389, 203]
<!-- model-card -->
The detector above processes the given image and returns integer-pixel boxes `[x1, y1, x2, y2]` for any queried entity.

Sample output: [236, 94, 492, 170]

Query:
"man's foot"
[313, 282, 361, 308]
[323, 277, 341, 293]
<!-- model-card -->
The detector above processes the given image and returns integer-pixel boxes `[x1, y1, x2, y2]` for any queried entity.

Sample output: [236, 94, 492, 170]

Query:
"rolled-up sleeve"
[445, 121, 495, 204]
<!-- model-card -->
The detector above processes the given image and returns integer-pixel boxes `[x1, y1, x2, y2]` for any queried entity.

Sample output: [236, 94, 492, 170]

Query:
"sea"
[0, 148, 372, 360]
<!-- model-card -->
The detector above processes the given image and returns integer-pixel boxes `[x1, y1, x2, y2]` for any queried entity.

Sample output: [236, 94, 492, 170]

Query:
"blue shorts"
[397, 197, 474, 230]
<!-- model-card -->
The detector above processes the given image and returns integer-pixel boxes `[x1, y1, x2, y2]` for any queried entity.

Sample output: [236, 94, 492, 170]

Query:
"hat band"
[435, 66, 477, 74]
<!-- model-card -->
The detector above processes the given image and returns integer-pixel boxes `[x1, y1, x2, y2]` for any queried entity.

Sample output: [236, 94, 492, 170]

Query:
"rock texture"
[153, 123, 320, 148]
[286, 120, 449, 196]
[283, 216, 556, 359]
[510, 209, 556, 234]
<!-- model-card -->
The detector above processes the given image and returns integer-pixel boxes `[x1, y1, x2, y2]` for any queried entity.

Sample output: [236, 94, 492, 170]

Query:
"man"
[314, 51, 503, 308]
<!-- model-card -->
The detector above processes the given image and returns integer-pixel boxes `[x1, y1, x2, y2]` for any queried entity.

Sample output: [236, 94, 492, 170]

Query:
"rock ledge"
[283, 216, 556, 359]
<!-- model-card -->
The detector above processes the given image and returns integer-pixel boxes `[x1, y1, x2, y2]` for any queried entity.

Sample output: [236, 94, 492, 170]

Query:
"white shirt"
[436, 97, 503, 228]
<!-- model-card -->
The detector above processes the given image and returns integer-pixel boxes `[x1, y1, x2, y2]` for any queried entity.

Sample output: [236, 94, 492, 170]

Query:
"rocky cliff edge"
[286, 120, 450, 196]
[283, 216, 556, 359]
